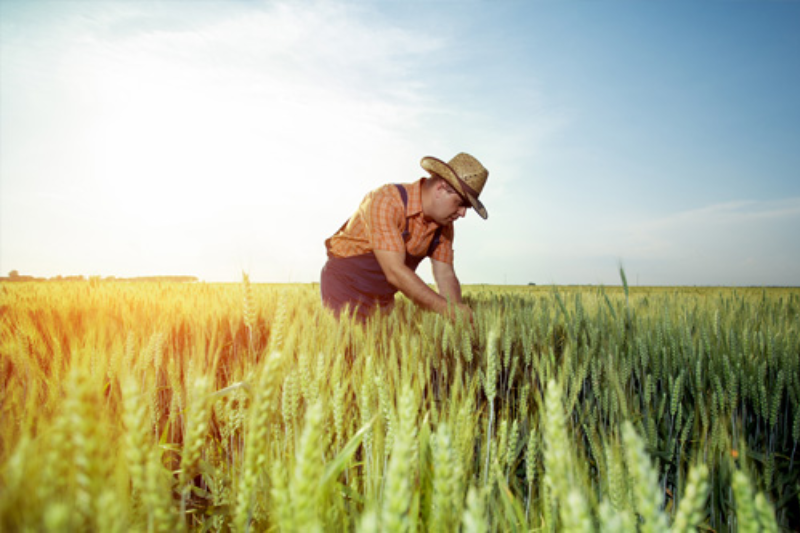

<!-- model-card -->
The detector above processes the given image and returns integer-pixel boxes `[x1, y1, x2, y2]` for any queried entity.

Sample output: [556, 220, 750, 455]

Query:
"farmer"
[321, 152, 489, 322]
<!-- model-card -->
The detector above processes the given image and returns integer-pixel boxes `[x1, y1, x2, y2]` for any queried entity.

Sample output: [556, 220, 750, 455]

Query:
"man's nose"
[457, 206, 467, 218]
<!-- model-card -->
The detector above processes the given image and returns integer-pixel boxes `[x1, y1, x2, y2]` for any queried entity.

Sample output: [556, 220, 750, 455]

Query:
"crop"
[1, 278, 798, 530]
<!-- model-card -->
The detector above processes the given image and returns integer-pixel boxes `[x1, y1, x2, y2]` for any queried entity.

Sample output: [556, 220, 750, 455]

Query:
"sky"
[1, 0, 799, 286]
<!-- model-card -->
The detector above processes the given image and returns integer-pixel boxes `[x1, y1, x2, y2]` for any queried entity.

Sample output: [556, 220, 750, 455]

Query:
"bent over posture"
[320, 152, 490, 322]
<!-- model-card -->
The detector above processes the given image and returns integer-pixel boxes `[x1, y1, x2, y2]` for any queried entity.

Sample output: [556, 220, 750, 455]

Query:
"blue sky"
[1, 0, 799, 285]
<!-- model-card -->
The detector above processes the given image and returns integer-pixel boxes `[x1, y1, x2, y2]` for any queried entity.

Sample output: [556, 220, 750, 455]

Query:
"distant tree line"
[1, 270, 198, 283]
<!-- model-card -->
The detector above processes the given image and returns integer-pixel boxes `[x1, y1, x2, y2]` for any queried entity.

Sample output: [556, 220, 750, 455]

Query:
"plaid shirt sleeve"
[364, 186, 406, 253]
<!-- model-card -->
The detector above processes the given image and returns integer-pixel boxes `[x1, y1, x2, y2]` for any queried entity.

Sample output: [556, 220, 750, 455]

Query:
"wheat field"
[1, 278, 799, 531]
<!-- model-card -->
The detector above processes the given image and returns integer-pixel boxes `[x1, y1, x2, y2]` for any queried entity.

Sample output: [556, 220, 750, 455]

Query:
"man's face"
[431, 181, 469, 225]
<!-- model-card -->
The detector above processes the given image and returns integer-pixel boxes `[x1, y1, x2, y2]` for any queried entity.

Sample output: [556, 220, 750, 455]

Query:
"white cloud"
[581, 197, 800, 285]
[466, 197, 800, 287]
[624, 197, 800, 256]
[61, 1, 442, 190]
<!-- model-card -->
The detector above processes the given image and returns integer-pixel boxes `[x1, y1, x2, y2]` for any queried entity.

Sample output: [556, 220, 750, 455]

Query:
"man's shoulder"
[366, 183, 404, 206]
[376, 179, 425, 207]
[360, 184, 404, 223]
[362, 180, 425, 219]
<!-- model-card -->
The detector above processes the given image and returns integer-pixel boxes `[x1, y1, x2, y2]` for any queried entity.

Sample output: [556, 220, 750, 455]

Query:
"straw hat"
[421, 152, 489, 219]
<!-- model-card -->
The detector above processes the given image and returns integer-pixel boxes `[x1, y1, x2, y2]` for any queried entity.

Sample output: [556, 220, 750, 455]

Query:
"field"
[1, 279, 799, 531]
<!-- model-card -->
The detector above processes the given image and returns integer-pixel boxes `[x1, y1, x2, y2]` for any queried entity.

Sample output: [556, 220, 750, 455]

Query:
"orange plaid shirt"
[327, 179, 455, 265]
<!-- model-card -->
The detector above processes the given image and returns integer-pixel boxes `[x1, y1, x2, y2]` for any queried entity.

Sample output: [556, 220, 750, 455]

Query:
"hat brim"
[421, 156, 488, 219]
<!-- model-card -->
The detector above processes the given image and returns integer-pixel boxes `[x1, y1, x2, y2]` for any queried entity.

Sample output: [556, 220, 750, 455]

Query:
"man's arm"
[373, 249, 471, 319]
[431, 258, 462, 304]
[432, 258, 473, 323]
[373, 249, 449, 313]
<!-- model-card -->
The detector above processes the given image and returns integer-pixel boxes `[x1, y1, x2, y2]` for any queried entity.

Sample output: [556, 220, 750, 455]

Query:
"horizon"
[4, 269, 800, 290]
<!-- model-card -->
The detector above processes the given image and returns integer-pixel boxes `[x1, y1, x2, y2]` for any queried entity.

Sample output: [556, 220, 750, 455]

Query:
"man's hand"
[374, 249, 457, 317]
[432, 259, 473, 325]
[447, 301, 474, 326]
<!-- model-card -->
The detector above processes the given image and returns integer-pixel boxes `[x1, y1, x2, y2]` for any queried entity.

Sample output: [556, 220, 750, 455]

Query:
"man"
[320, 152, 489, 322]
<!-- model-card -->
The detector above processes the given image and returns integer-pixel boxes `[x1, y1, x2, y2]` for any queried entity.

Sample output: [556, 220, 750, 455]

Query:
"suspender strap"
[395, 183, 408, 207]
[393, 184, 410, 239]
[427, 227, 443, 257]
[393, 184, 442, 258]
